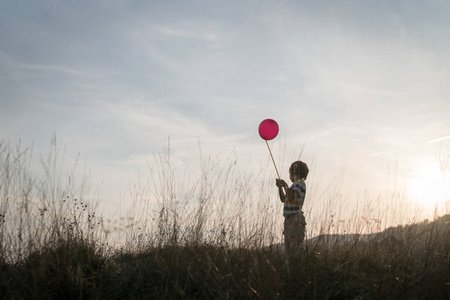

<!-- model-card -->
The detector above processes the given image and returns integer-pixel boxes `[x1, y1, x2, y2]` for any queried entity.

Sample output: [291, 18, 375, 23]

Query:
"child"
[276, 160, 309, 255]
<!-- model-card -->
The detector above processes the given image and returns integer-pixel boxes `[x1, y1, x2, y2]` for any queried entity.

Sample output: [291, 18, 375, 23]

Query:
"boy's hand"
[276, 178, 288, 203]
[276, 178, 288, 188]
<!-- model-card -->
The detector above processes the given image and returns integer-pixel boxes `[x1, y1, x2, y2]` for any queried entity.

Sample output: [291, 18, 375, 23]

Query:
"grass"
[0, 140, 449, 299]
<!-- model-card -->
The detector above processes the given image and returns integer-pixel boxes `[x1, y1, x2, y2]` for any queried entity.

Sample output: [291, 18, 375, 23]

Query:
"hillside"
[1, 215, 448, 299]
[309, 214, 450, 250]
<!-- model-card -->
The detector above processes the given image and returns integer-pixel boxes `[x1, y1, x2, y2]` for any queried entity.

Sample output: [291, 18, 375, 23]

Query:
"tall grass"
[0, 139, 105, 262]
[0, 139, 449, 299]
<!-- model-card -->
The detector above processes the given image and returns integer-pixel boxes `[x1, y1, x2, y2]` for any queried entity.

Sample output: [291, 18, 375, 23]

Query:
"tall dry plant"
[0, 138, 102, 263]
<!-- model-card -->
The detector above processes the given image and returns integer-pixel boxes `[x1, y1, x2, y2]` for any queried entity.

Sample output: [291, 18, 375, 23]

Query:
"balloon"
[258, 119, 279, 140]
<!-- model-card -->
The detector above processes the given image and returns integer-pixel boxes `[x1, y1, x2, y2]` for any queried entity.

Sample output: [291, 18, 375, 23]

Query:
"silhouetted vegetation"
[1, 141, 449, 299]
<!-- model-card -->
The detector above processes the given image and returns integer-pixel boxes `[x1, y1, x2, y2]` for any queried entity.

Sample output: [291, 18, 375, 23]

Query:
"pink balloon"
[259, 119, 279, 140]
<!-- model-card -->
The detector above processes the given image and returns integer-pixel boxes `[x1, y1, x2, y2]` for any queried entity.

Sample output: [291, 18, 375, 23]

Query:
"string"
[265, 140, 280, 180]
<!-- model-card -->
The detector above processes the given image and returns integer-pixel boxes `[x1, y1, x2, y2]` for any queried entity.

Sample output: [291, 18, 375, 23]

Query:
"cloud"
[2, 0, 450, 220]
[154, 24, 228, 49]
[426, 135, 450, 144]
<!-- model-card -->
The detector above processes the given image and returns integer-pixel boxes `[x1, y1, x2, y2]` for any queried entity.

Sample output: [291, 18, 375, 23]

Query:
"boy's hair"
[289, 161, 309, 179]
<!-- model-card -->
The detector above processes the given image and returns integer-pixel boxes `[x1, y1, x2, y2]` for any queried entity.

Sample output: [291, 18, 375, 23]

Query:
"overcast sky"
[1, 1, 449, 224]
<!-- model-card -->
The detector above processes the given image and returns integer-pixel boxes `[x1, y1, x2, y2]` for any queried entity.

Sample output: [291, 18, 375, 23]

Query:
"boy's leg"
[284, 213, 306, 255]
[297, 213, 306, 243]
[284, 232, 291, 254]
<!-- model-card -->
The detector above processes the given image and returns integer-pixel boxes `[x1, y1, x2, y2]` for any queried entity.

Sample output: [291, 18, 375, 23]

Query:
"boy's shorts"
[284, 213, 306, 252]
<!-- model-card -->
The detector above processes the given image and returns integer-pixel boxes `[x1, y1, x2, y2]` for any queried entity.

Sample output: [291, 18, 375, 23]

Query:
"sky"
[1, 0, 450, 228]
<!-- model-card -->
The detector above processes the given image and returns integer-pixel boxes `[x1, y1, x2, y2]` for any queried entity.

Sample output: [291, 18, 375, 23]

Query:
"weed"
[0, 140, 449, 299]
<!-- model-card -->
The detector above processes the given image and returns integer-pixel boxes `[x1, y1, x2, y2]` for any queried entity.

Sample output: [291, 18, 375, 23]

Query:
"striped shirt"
[283, 179, 306, 217]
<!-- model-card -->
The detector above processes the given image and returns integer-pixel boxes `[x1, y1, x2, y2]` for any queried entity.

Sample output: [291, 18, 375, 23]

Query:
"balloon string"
[266, 140, 281, 180]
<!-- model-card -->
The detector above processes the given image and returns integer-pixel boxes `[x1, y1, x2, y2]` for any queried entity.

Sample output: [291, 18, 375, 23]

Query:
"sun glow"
[407, 159, 450, 210]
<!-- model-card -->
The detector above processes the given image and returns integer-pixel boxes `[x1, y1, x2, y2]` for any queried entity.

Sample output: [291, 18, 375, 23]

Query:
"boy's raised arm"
[276, 178, 287, 202]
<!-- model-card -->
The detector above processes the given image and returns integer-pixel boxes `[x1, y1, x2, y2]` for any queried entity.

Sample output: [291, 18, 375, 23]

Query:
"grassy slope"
[1, 215, 448, 299]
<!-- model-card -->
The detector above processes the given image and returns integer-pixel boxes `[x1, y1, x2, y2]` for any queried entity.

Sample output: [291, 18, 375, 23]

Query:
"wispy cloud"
[154, 25, 227, 48]
[367, 149, 398, 158]
[16, 62, 89, 77]
[425, 135, 450, 144]
[2, 0, 450, 219]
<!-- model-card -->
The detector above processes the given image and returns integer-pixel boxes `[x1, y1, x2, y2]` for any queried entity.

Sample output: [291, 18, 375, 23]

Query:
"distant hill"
[267, 214, 450, 252]
[309, 214, 449, 251]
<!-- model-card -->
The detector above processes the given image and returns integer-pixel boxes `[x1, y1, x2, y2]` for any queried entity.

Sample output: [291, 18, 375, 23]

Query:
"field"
[1, 141, 449, 299]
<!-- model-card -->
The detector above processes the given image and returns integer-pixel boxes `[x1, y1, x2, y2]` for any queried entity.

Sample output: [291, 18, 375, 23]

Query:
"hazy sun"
[407, 159, 450, 209]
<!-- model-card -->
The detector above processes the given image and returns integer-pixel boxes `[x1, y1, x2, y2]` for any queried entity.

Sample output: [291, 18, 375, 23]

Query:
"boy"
[276, 160, 309, 255]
